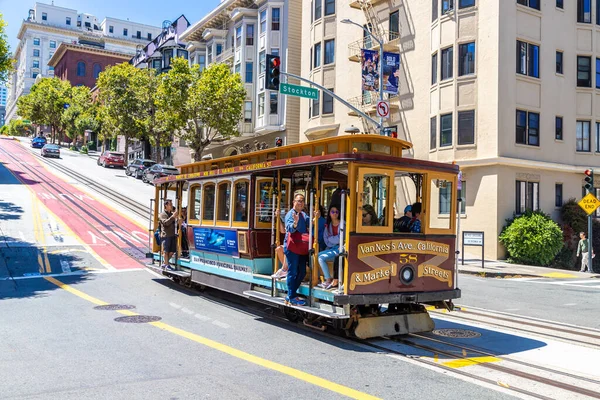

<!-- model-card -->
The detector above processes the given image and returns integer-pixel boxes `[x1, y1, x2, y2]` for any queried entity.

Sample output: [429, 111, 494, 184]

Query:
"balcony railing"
[347, 30, 400, 61]
[214, 47, 234, 64]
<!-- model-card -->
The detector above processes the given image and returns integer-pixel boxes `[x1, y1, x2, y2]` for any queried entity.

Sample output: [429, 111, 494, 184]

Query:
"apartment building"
[180, 0, 302, 159]
[5, 2, 161, 122]
[299, 0, 600, 259]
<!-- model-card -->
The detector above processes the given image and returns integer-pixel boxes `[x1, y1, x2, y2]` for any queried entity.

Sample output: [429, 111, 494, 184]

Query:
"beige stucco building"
[299, 0, 600, 259]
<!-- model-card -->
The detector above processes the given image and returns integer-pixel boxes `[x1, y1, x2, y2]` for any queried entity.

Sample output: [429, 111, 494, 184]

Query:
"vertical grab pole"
[455, 198, 461, 290]
[308, 186, 315, 307]
[148, 198, 154, 260]
[270, 177, 279, 297]
[337, 190, 347, 294]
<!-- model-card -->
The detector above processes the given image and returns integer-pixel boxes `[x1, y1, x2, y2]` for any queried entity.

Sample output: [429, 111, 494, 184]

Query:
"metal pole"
[378, 39, 384, 135]
[588, 214, 593, 273]
[455, 198, 461, 289]
[270, 183, 278, 297]
[308, 188, 315, 307]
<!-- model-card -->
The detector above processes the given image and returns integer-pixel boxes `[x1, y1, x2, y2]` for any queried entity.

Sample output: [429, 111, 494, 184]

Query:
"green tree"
[182, 63, 245, 161]
[154, 57, 192, 163]
[96, 63, 148, 161]
[62, 85, 92, 146]
[0, 14, 13, 83]
[7, 119, 32, 136]
[17, 78, 70, 143]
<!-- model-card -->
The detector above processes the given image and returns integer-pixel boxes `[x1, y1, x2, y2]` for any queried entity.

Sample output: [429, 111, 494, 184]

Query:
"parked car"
[41, 144, 60, 158]
[142, 164, 179, 184]
[97, 151, 125, 168]
[31, 136, 47, 149]
[126, 159, 156, 179]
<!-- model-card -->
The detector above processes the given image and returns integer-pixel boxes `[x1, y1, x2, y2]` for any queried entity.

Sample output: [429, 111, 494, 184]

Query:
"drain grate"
[94, 304, 136, 311]
[114, 315, 162, 324]
[432, 328, 481, 339]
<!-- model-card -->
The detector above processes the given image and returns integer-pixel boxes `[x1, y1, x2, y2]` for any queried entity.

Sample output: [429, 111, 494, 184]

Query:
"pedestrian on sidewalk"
[576, 232, 595, 273]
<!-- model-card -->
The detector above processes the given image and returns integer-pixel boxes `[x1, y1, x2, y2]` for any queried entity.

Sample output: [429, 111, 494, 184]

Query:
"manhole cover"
[114, 315, 161, 324]
[432, 328, 481, 338]
[94, 304, 136, 311]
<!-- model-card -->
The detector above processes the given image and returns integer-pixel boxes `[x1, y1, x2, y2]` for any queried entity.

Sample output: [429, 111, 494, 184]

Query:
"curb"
[458, 269, 540, 279]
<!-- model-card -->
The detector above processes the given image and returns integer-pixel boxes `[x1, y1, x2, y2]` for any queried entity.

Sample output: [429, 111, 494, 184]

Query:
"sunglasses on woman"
[330, 210, 339, 214]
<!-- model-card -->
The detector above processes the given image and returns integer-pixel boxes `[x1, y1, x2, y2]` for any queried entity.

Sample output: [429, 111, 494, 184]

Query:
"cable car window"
[360, 173, 390, 228]
[429, 178, 453, 230]
[233, 181, 249, 222]
[392, 171, 422, 233]
[203, 184, 215, 222]
[217, 182, 231, 222]
[257, 180, 273, 224]
[190, 185, 201, 221]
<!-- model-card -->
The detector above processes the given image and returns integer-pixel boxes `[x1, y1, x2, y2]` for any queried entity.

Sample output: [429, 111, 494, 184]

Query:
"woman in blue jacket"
[316, 205, 341, 289]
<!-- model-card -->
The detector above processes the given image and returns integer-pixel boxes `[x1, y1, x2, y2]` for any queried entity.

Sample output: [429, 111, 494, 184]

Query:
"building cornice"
[180, 0, 256, 42]
[48, 43, 131, 67]
[457, 156, 598, 174]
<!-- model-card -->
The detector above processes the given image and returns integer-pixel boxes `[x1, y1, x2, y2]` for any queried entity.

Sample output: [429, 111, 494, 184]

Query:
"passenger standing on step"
[317, 205, 341, 290]
[159, 199, 182, 270]
[284, 193, 310, 306]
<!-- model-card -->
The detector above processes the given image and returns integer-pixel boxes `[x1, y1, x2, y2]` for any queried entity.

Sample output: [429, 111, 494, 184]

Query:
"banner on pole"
[382, 52, 400, 95]
[361, 49, 379, 92]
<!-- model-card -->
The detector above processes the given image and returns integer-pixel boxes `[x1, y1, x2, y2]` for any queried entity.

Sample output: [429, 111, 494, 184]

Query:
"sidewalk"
[458, 253, 600, 279]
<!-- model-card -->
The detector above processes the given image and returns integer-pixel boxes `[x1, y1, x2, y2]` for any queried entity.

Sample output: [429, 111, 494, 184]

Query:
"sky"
[0, 0, 221, 51]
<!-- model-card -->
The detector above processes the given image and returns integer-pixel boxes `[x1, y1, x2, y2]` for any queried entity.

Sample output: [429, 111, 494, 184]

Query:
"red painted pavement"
[0, 139, 149, 270]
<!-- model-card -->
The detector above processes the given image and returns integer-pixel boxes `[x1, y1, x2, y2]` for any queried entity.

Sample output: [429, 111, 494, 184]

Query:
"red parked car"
[97, 151, 125, 168]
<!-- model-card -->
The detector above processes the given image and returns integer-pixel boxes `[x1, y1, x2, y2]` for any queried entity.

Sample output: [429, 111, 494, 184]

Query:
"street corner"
[458, 269, 539, 279]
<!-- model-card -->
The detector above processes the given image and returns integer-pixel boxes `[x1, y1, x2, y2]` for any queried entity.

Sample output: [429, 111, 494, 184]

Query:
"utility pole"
[585, 169, 595, 273]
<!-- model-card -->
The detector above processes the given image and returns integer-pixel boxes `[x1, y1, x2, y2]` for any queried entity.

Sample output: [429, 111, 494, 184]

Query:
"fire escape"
[347, 0, 401, 134]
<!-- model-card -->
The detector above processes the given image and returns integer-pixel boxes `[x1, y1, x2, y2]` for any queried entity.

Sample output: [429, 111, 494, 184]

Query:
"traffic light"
[275, 137, 283, 147]
[585, 169, 594, 191]
[265, 54, 281, 91]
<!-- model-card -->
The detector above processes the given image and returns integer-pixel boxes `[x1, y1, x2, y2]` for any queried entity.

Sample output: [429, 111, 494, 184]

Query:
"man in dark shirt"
[395, 205, 413, 232]
[159, 200, 182, 270]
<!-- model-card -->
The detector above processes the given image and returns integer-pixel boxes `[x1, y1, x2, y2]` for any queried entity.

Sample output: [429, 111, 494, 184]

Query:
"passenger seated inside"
[395, 205, 413, 232]
[317, 205, 341, 290]
[410, 202, 422, 233]
[234, 201, 247, 222]
[361, 204, 379, 226]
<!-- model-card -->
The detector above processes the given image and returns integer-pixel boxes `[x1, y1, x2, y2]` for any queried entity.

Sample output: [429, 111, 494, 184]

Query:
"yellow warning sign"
[578, 193, 600, 215]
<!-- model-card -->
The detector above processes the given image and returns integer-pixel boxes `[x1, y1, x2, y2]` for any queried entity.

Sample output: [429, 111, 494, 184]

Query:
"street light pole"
[342, 19, 385, 136]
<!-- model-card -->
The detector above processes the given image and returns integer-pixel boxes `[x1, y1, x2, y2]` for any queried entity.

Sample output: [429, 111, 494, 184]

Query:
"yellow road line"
[44, 276, 381, 400]
[442, 356, 501, 369]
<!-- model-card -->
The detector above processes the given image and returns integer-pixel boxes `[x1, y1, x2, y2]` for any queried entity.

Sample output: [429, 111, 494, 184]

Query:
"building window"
[260, 10, 267, 33]
[440, 113, 452, 147]
[515, 110, 539, 146]
[32, 60, 39, 68]
[93, 63, 101, 79]
[516, 180, 539, 214]
[136, 31, 141, 39]
[207, 46, 213, 64]
[312, 97, 320, 117]
[109, 25, 114, 33]
[458, 42, 475, 76]
[432, 0, 439, 21]
[314, 42, 322, 68]
[66, 17, 71, 25]
[148, 33, 152, 40]
[441, 46, 453, 80]
[439, 184, 452, 214]
[244, 101, 252, 122]
[214, 44, 221, 56]
[442, 0, 454, 13]
[259, 51, 265, 74]
[596, 58, 600, 88]
[152, 59, 161, 71]
[597, 123, 600, 152]
[177, 49, 188, 59]
[258, 93, 265, 116]
[517, 0, 540, 10]
[33, 49, 40, 57]
[33, 38, 40, 46]
[309, 48, 313, 71]
[323, 89, 334, 114]
[272, 8, 280, 31]
[577, 56, 592, 87]
[598, 0, 600, 24]
[555, 116, 563, 140]
[42, 12, 47, 21]
[516, 40, 539, 78]
[245, 62, 253, 83]
[235, 63, 241, 75]
[315, 0, 322, 20]
[457, 110, 475, 145]
[578, 0, 592, 23]
[576, 120, 591, 152]
[389, 11, 399, 40]
[270, 93, 278, 114]
[48, 66, 54, 72]
[430, 116, 437, 149]
[32, 72, 38, 78]
[77, 61, 86, 77]
[272, 48, 279, 57]
[85, 22, 91, 28]
[459, 0, 475, 8]
[557, 0, 563, 8]
[246, 24, 254, 45]
[49, 40, 56, 49]
[555, 184, 563, 207]
[324, 39, 335, 65]
[123, 28, 128, 36]
[325, 0, 335, 15]
[431, 52, 438, 84]
[235, 26, 242, 47]
[556, 51, 563, 74]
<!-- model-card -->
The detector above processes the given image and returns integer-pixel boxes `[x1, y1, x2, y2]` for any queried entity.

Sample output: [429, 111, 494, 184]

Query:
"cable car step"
[243, 290, 349, 319]
[145, 264, 191, 279]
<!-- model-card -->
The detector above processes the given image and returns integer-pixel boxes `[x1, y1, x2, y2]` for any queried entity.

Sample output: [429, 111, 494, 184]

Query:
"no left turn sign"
[377, 101, 390, 118]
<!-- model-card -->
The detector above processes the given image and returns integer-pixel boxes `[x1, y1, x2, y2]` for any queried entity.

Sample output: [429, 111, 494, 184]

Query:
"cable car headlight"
[400, 266, 415, 285]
